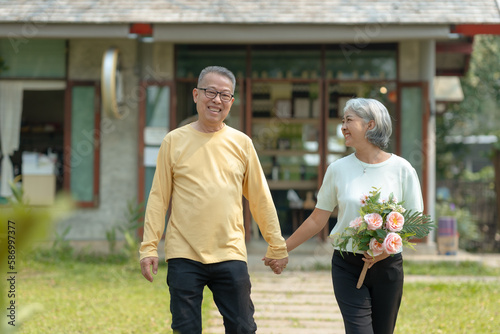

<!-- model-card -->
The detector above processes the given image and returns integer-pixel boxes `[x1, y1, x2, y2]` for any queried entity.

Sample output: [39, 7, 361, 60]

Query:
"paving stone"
[206, 271, 344, 333]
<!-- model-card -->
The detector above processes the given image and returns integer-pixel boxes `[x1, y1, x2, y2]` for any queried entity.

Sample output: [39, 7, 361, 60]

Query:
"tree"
[436, 35, 500, 232]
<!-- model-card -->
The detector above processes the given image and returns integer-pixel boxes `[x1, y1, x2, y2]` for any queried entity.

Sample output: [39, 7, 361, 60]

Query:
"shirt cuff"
[139, 245, 159, 262]
[265, 244, 289, 259]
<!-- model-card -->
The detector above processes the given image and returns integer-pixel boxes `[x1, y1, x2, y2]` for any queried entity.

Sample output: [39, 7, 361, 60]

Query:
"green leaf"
[375, 229, 388, 239]
[401, 210, 435, 239]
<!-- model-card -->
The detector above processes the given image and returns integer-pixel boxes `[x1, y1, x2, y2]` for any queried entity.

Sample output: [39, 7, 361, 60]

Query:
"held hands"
[262, 256, 289, 275]
[140, 256, 159, 282]
[362, 251, 390, 269]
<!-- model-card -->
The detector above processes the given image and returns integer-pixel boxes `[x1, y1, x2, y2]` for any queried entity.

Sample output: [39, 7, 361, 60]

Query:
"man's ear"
[192, 88, 199, 103]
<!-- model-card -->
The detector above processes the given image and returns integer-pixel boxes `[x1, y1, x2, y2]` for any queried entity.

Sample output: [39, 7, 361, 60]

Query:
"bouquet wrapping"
[331, 187, 435, 289]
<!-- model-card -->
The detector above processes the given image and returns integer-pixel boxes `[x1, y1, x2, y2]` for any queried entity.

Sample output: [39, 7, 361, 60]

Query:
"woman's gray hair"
[343, 98, 392, 149]
[198, 66, 236, 93]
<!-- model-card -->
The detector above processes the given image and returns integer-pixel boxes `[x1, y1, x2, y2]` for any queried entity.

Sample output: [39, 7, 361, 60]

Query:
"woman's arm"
[286, 208, 332, 252]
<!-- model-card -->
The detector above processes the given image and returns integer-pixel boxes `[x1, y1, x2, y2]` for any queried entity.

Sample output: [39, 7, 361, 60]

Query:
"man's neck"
[191, 120, 225, 133]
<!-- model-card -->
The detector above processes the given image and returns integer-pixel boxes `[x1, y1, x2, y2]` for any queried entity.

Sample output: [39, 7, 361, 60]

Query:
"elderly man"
[140, 66, 288, 334]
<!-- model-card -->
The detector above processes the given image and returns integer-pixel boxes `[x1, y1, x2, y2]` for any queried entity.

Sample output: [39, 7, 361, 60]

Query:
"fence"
[436, 180, 499, 253]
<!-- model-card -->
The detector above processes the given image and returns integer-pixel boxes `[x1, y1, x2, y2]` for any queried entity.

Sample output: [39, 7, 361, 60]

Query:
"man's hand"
[262, 256, 289, 275]
[140, 256, 159, 282]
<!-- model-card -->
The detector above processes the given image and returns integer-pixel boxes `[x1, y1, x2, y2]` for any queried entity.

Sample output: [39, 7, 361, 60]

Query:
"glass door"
[249, 79, 322, 235]
[247, 46, 323, 235]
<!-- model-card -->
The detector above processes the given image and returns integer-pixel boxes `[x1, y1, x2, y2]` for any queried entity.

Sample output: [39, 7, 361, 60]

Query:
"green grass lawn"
[397, 282, 500, 333]
[13, 256, 214, 334]
[8, 252, 500, 334]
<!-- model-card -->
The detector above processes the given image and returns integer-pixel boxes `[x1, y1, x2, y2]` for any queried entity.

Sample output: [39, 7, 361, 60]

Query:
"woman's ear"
[368, 120, 375, 130]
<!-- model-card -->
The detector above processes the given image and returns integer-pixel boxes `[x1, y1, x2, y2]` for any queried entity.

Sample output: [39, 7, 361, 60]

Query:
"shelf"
[253, 117, 319, 125]
[267, 180, 318, 190]
[258, 149, 319, 156]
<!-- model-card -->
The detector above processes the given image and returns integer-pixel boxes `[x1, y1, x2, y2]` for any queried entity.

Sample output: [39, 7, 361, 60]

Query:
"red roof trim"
[129, 23, 153, 35]
[451, 24, 500, 36]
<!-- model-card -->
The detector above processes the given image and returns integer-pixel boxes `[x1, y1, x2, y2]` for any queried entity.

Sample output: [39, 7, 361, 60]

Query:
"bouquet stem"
[356, 262, 369, 289]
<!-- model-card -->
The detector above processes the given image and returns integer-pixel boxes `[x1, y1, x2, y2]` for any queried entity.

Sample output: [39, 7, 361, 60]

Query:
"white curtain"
[0, 81, 23, 197]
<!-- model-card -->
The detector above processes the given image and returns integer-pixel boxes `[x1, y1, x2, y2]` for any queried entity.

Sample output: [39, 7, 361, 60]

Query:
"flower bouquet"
[331, 187, 435, 289]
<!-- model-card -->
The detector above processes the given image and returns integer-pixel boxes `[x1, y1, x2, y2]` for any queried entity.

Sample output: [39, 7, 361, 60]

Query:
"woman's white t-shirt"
[316, 153, 424, 253]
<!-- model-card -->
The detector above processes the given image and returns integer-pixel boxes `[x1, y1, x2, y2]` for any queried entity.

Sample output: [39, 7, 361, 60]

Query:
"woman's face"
[341, 110, 372, 148]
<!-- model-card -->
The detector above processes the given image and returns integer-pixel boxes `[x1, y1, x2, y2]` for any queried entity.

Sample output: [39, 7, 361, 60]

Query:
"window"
[65, 83, 100, 206]
[0, 39, 66, 78]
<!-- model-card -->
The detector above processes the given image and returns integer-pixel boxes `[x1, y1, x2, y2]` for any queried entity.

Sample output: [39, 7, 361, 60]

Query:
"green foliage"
[461, 165, 495, 182]
[401, 210, 435, 239]
[0, 183, 73, 333]
[105, 198, 145, 257]
[436, 35, 500, 179]
[31, 225, 75, 262]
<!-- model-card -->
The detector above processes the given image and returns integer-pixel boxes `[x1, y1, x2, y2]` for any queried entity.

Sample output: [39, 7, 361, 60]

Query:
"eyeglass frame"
[197, 87, 234, 102]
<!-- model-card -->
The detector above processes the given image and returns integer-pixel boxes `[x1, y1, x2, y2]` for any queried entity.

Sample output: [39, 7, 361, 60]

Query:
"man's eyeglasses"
[197, 88, 234, 102]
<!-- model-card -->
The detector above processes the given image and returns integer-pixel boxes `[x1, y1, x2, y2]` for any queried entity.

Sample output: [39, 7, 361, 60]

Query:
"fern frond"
[401, 210, 436, 239]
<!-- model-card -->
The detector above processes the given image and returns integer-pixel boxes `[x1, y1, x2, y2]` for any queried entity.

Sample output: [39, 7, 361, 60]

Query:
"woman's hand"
[362, 251, 390, 269]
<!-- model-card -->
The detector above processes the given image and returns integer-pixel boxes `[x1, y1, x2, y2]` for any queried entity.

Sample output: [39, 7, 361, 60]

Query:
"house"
[1, 1, 499, 248]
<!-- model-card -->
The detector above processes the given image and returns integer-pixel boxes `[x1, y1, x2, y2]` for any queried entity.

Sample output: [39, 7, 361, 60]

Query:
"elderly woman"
[273, 98, 423, 334]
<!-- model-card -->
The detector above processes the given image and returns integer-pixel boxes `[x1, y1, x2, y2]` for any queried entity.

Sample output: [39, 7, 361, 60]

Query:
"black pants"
[331, 251, 404, 334]
[166, 258, 257, 334]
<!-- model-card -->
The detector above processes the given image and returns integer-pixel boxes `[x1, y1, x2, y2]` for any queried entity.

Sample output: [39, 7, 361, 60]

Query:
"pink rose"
[349, 217, 363, 229]
[369, 238, 384, 257]
[386, 211, 405, 232]
[383, 232, 403, 254]
[364, 213, 383, 230]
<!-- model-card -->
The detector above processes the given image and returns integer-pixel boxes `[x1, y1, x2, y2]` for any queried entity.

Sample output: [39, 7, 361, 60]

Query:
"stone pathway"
[205, 271, 345, 334]
[203, 266, 500, 333]
[201, 240, 500, 333]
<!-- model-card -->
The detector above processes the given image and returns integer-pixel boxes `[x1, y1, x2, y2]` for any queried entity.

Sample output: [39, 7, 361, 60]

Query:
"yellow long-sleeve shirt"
[139, 124, 288, 264]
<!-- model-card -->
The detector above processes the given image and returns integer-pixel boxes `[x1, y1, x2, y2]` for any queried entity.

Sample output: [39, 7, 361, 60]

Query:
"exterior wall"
[399, 40, 422, 81]
[399, 40, 437, 248]
[60, 39, 140, 240]
[137, 41, 175, 82]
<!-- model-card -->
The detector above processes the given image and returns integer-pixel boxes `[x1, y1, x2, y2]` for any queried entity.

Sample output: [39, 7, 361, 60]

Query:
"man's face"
[193, 72, 234, 127]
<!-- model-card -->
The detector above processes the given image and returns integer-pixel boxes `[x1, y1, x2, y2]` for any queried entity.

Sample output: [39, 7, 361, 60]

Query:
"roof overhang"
[436, 37, 474, 76]
[153, 24, 450, 43]
[0, 23, 129, 38]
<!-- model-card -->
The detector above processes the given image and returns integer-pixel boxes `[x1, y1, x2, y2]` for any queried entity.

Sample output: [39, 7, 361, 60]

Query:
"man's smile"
[208, 106, 221, 113]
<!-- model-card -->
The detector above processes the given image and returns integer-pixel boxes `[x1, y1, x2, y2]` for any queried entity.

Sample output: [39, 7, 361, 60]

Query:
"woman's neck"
[354, 146, 390, 164]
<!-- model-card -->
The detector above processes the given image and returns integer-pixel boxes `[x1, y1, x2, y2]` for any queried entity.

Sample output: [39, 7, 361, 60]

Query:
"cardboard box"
[22, 174, 56, 206]
[437, 234, 459, 255]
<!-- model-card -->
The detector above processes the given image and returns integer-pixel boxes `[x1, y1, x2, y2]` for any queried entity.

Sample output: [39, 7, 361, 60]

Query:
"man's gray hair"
[343, 98, 393, 150]
[198, 66, 236, 93]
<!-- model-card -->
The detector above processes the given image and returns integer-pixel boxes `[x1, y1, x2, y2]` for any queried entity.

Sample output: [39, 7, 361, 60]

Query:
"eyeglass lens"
[203, 89, 232, 102]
